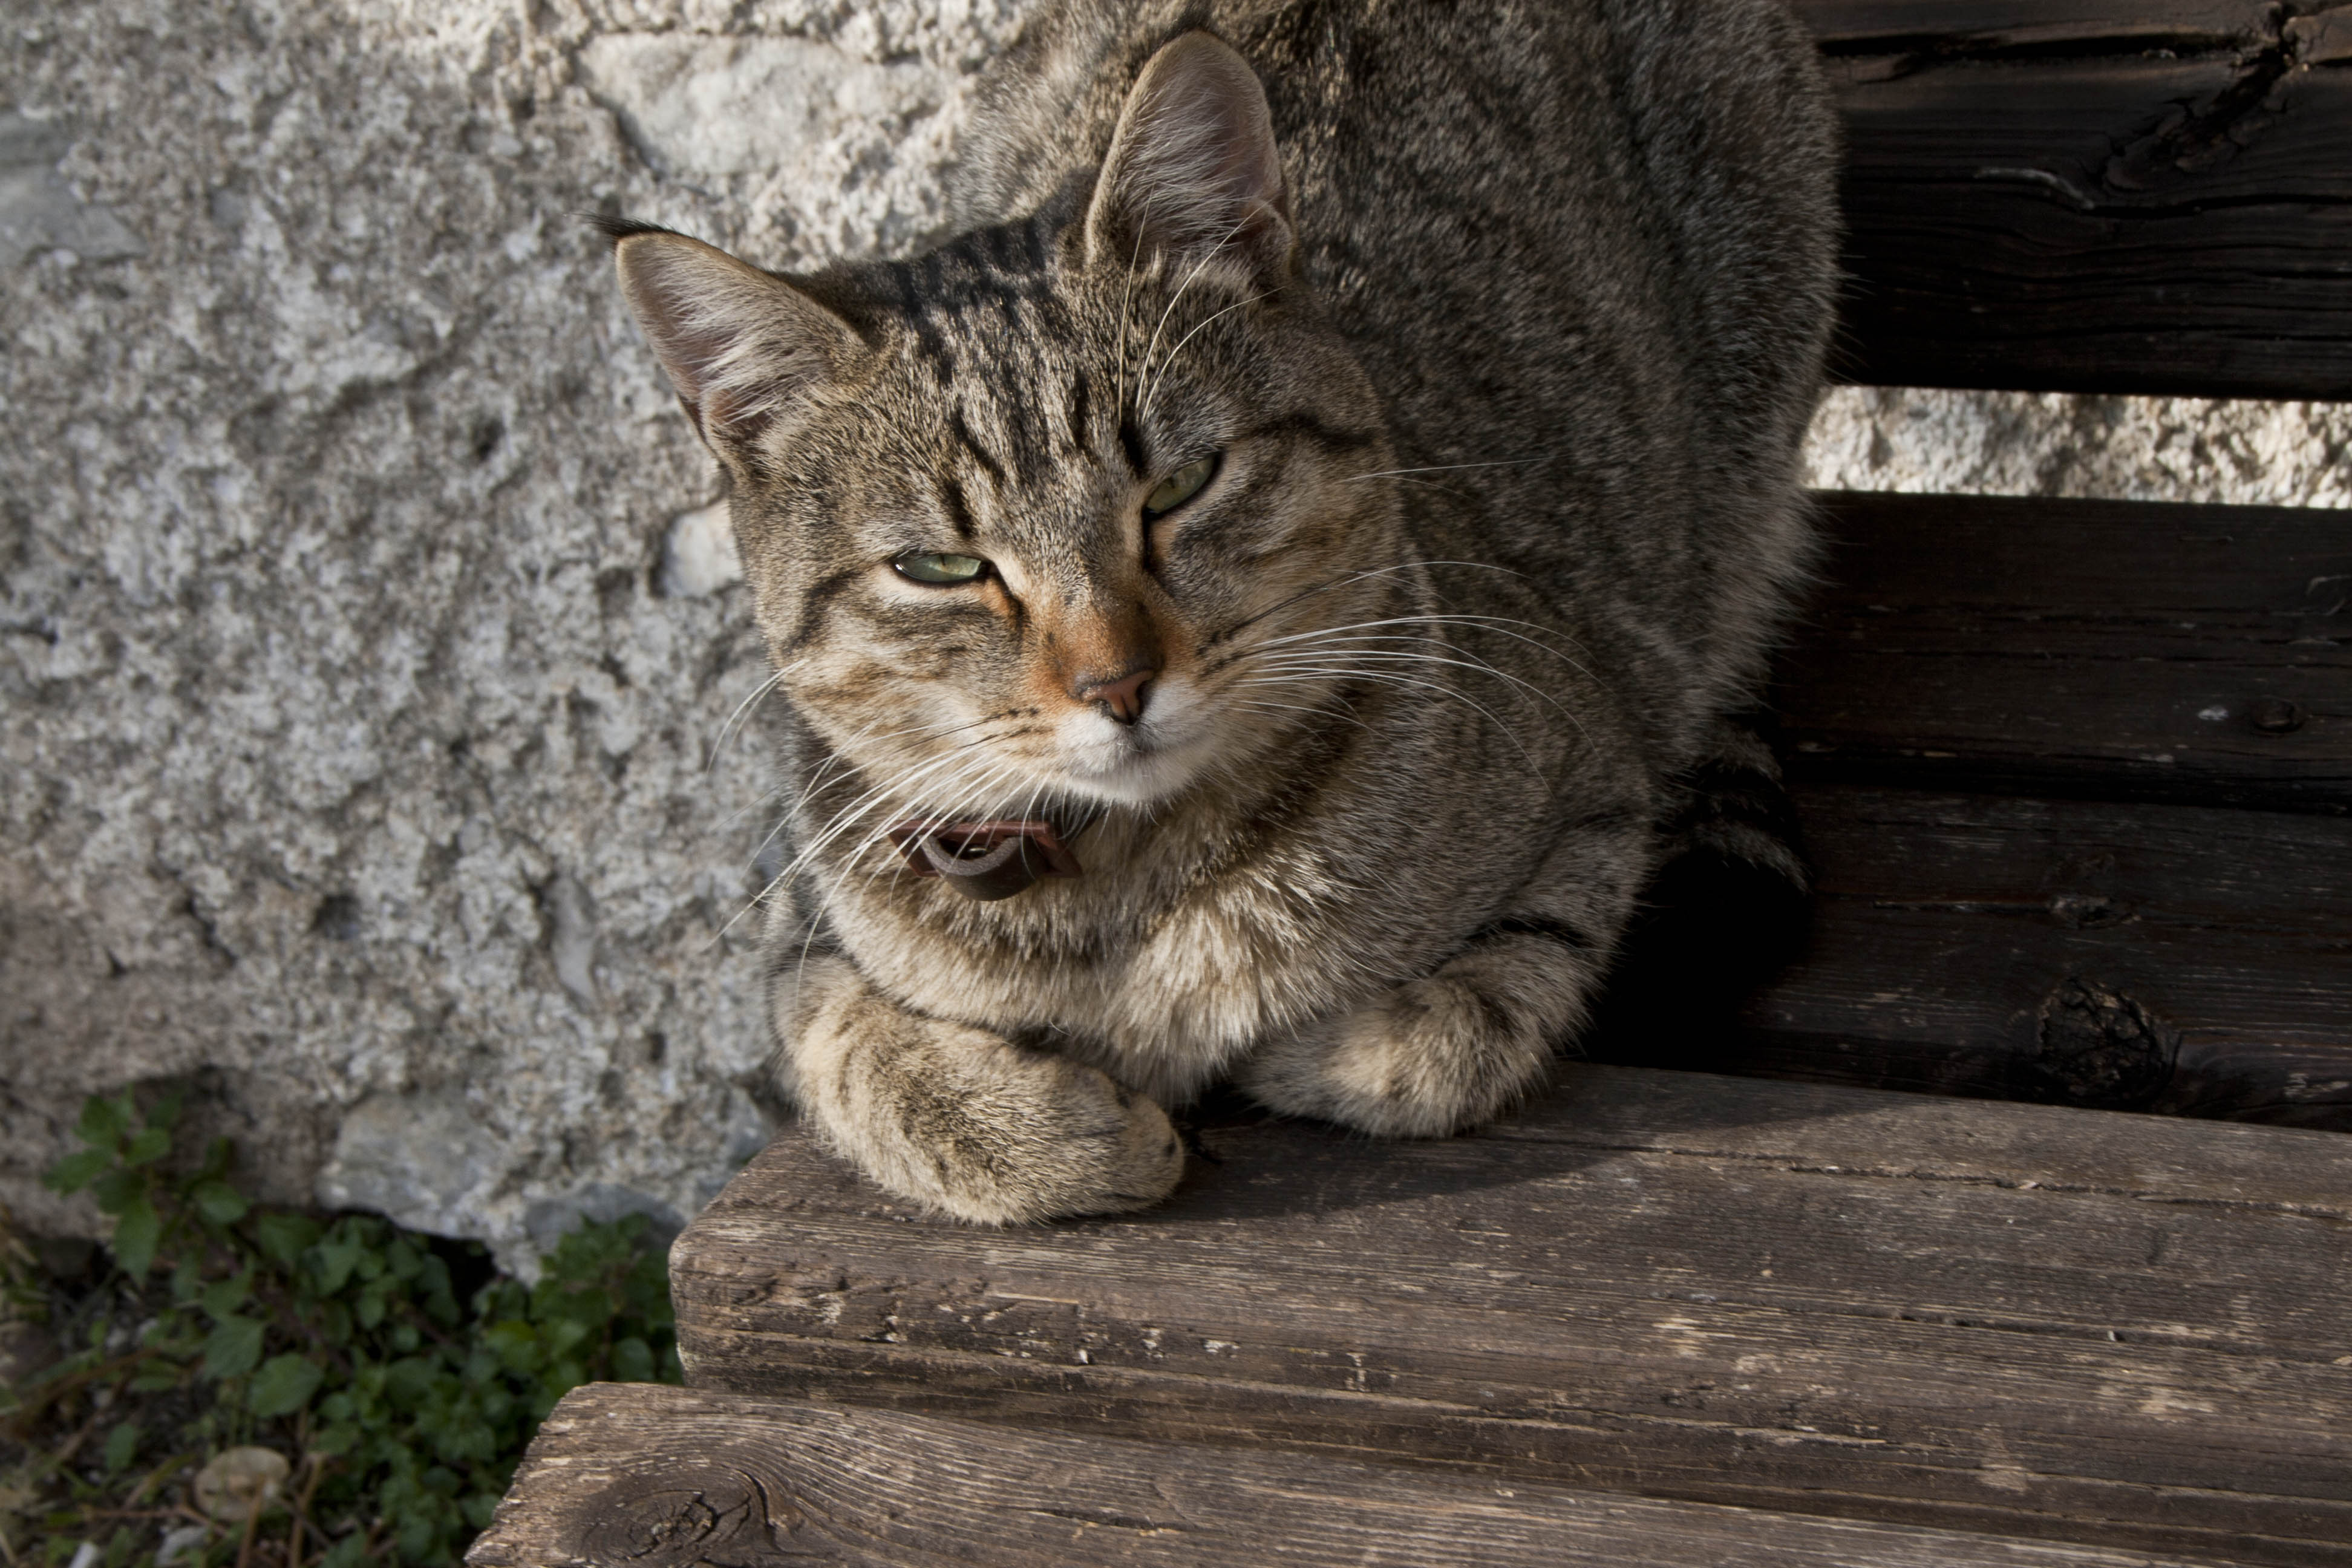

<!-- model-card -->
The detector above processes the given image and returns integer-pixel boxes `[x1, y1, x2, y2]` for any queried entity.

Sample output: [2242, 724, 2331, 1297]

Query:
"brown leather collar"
[885, 811, 1100, 902]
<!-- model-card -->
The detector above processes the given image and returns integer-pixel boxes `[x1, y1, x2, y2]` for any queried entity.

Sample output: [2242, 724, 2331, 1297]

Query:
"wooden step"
[1794, 0, 2352, 397]
[1604, 783, 2352, 1128]
[665, 1065, 2352, 1567]
[471, 1381, 2260, 1567]
[1782, 492, 2352, 815]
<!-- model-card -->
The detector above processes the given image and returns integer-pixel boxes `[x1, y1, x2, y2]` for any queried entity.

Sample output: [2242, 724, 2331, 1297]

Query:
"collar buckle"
[885, 818, 1085, 901]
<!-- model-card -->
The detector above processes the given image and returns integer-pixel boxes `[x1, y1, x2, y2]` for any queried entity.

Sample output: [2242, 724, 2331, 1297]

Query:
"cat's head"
[609, 33, 1400, 815]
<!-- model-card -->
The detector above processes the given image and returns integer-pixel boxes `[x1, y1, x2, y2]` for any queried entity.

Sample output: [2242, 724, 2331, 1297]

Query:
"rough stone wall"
[1806, 387, 2352, 508]
[0, 0, 1026, 1271]
[5, 0, 2345, 1269]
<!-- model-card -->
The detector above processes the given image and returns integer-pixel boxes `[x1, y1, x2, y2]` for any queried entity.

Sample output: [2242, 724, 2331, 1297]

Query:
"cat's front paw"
[789, 969, 1184, 1223]
[1241, 972, 1557, 1137]
[877, 1048, 1185, 1223]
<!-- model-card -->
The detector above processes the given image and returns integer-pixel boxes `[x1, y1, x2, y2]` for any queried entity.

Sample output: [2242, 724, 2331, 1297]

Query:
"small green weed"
[2, 1089, 682, 1567]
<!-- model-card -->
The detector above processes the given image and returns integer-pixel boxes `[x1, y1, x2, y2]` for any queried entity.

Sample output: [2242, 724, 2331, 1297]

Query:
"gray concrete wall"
[1808, 387, 2352, 508]
[5, 0, 2343, 1268]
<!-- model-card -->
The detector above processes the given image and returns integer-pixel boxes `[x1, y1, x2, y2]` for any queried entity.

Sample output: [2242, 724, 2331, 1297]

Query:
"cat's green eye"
[893, 551, 990, 586]
[1142, 456, 1217, 520]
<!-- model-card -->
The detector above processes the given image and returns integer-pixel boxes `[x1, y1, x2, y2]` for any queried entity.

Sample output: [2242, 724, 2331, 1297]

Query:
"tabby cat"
[602, 0, 1837, 1221]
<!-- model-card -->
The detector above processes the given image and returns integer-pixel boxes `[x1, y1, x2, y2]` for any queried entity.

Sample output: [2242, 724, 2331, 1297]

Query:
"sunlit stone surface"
[5, 0, 2340, 1267]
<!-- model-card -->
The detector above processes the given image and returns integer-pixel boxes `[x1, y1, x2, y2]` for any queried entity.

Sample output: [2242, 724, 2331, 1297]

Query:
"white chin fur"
[1050, 682, 1212, 805]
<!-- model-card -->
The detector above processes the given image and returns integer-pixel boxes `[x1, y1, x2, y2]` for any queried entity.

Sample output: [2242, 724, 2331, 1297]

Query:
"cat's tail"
[1585, 712, 1811, 1064]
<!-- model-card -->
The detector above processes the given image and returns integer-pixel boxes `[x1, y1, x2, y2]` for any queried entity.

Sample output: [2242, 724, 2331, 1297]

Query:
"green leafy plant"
[5, 1089, 682, 1566]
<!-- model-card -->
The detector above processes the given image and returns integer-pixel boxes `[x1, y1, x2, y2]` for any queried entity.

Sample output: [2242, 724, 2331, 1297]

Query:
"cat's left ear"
[600, 221, 866, 460]
[1085, 31, 1294, 290]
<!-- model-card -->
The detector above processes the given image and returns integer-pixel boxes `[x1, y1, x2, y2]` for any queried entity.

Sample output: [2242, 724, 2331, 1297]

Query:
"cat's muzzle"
[886, 818, 1085, 902]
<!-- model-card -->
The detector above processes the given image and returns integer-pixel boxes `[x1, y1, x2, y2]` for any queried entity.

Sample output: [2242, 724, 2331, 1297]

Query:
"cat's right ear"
[596, 220, 863, 458]
[1085, 31, 1294, 289]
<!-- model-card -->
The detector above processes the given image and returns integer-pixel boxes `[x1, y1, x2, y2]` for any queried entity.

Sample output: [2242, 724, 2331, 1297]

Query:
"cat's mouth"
[1055, 720, 1209, 805]
[1050, 680, 1212, 805]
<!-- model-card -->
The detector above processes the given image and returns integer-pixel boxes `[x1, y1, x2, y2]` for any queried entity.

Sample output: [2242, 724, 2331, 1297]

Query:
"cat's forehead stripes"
[939, 477, 979, 541]
[937, 342, 1078, 494]
[880, 213, 1132, 496]
[944, 357, 1111, 504]
[1065, 369, 1094, 456]
[948, 405, 1011, 488]
[890, 214, 1062, 377]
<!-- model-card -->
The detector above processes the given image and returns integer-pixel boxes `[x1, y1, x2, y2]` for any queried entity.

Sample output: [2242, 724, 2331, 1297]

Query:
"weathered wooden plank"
[668, 1066, 2352, 1567]
[1798, 0, 2273, 53]
[1791, 0, 2352, 396]
[1599, 785, 2352, 1127]
[1757, 786, 2352, 1122]
[470, 1382, 2254, 1568]
[1779, 492, 2352, 812]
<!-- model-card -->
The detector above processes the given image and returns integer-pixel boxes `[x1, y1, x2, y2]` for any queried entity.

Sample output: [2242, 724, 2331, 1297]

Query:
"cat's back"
[959, 0, 1835, 434]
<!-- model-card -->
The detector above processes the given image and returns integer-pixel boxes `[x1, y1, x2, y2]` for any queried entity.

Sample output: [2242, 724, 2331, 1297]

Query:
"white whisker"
[716, 737, 1011, 947]
[1251, 646, 1566, 714]
[1140, 290, 1269, 423]
[1131, 210, 1253, 417]
[1246, 612, 1602, 683]
[1248, 635, 1587, 711]
[794, 751, 1031, 1002]
[1114, 191, 1158, 418]
[705, 670, 783, 774]
[1233, 665, 1549, 779]
[1341, 457, 1548, 481]
[1233, 697, 1376, 736]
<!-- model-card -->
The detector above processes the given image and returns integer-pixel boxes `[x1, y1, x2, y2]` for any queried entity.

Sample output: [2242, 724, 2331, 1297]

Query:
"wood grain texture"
[1618, 785, 2352, 1126]
[1791, 0, 2352, 396]
[1780, 492, 2352, 812]
[667, 1065, 2352, 1567]
[470, 1382, 2258, 1568]
[1797, 0, 2276, 51]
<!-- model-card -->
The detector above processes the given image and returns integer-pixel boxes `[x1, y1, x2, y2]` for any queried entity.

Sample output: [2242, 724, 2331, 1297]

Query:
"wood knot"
[577, 1467, 819, 1565]
[2020, 978, 2176, 1111]
[2248, 697, 2307, 735]
[2045, 892, 2131, 930]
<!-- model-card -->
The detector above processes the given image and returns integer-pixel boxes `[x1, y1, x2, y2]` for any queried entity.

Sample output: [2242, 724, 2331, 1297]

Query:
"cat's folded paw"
[782, 959, 1186, 1223]
[903, 1051, 1184, 1224]
[1241, 973, 1554, 1138]
[814, 1015, 1184, 1223]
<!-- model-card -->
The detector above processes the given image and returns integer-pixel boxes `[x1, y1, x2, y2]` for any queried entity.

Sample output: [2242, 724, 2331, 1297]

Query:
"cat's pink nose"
[1076, 665, 1155, 725]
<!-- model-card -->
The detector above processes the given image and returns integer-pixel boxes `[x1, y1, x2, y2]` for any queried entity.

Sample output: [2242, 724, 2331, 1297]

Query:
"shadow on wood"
[1597, 783, 2352, 1128]
[667, 1066, 2352, 1567]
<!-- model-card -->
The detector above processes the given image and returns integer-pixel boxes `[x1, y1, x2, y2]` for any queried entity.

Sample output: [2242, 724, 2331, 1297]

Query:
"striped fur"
[606, 0, 1837, 1221]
